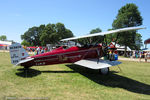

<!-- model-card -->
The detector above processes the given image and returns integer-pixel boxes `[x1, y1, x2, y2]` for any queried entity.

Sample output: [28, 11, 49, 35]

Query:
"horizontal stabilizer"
[15, 57, 34, 66]
[74, 59, 121, 69]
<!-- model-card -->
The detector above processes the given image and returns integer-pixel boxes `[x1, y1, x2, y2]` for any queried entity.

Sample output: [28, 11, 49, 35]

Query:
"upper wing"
[74, 59, 121, 69]
[61, 26, 146, 41]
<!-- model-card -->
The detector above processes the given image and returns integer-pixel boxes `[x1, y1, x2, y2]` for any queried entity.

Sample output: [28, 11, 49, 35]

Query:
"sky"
[0, 0, 150, 48]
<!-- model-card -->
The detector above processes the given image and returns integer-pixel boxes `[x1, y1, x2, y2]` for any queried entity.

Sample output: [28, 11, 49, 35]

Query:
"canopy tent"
[111, 42, 131, 51]
[0, 40, 12, 50]
[27, 46, 37, 49]
[144, 38, 150, 44]
[142, 48, 150, 51]
[0, 44, 8, 46]
[27, 46, 43, 49]
[0, 40, 12, 45]
[117, 46, 131, 51]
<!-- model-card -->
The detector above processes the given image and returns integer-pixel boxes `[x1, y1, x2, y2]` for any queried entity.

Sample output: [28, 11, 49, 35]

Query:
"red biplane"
[9, 26, 145, 74]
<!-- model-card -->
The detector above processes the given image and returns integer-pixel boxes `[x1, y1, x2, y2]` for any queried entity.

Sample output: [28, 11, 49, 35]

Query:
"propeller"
[96, 49, 100, 64]
[97, 46, 108, 64]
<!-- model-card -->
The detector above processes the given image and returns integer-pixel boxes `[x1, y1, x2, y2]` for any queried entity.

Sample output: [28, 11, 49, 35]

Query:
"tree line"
[21, 23, 74, 46]
[21, 3, 143, 51]
[0, 35, 7, 41]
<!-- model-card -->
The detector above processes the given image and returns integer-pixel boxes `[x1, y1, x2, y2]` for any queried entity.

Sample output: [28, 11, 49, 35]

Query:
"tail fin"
[9, 43, 29, 65]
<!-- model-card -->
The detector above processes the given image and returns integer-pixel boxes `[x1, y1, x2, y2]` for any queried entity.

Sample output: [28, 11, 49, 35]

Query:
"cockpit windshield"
[61, 41, 81, 48]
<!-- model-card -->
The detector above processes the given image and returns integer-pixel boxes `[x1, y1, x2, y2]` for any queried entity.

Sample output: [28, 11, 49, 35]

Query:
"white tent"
[0, 40, 12, 45]
[112, 42, 131, 51]
[142, 48, 150, 52]
[0, 40, 12, 50]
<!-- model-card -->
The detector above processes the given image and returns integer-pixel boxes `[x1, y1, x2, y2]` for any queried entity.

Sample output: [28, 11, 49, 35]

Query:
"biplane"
[9, 26, 145, 75]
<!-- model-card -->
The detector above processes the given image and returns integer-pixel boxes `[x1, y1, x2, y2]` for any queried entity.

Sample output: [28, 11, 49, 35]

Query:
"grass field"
[0, 52, 150, 100]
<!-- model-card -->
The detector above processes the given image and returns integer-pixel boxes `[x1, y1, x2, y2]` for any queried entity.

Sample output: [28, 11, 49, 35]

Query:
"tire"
[99, 67, 109, 75]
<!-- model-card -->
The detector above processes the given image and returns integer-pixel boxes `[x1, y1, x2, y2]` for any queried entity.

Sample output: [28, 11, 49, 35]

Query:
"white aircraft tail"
[9, 43, 29, 65]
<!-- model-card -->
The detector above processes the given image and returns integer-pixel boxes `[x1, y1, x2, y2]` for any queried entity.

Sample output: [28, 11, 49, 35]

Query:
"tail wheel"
[99, 67, 109, 75]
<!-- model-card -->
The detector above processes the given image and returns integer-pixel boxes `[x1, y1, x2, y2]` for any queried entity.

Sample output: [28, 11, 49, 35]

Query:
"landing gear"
[99, 67, 109, 75]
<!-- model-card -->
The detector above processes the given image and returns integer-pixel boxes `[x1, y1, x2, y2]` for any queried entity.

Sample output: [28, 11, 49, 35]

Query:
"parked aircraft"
[9, 26, 145, 74]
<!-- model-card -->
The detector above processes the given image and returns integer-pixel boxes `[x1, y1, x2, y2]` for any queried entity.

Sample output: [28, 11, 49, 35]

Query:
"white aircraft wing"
[61, 26, 146, 41]
[74, 59, 121, 69]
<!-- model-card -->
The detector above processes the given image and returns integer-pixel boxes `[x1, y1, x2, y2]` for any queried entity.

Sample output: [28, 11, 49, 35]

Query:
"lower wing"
[74, 58, 121, 69]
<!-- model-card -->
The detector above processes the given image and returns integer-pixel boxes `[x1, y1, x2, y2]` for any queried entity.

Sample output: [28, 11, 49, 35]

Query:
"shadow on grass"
[16, 68, 41, 78]
[16, 68, 76, 78]
[66, 64, 150, 95]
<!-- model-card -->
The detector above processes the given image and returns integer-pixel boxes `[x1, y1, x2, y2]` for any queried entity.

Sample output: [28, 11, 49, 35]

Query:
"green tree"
[0, 35, 7, 41]
[90, 28, 102, 44]
[21, 40, 30, 46]
[21, 25, 45, 46]
[134, 33, 143, 50]
[104, 29, 115, 44]
[112, 3, 143, 56]
[78, 28, 102, 45]
[40, 24, 56, 45]
[40, 23, 74, 46]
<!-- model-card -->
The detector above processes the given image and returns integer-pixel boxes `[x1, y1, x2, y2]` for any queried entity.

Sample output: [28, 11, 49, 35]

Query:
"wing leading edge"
[61, 26, 146, 41]
[74, 59, 121, 69]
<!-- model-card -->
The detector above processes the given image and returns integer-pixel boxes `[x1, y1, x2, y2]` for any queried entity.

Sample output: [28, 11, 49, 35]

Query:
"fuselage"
[21, 45, 102, 67]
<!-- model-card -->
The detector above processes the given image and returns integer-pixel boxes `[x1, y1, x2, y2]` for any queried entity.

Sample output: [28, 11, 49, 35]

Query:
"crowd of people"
[108, 50, 150, 62]
[24, 45, 150, 62]
[132, 51, 150, 58]
[24, 46, 48, 55]
[132, 51, 150, 62]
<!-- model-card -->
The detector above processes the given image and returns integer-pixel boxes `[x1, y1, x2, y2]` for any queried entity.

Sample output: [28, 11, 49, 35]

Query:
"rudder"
[9, 43, 29, 65]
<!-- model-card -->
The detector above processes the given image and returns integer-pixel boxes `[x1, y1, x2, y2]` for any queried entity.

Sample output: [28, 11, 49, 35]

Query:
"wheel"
[99, 67, 109, 75]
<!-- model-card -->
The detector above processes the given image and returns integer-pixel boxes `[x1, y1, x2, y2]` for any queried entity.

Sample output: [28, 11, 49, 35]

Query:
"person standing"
[139, 52, 142, 62]
[41, 48, 44, 54]
[36, 47, 40, 55]
[145, 52, 148, 62]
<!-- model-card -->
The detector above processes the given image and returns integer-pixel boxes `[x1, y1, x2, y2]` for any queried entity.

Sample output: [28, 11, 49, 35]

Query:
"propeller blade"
[96, 49, 101, 64]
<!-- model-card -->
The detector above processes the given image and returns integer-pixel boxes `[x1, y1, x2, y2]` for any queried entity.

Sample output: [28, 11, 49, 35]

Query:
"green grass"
[0, 52, 150, 100]
[119, 56, 130, 58]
